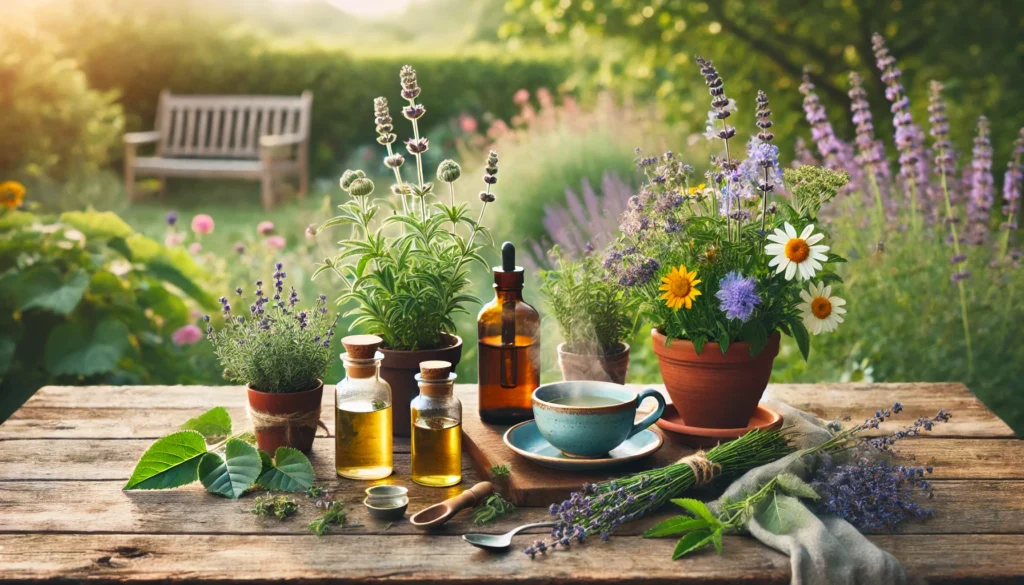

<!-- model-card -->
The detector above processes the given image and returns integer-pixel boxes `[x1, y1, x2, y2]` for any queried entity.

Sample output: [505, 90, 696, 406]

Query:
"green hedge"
[39, 1, 573, 177]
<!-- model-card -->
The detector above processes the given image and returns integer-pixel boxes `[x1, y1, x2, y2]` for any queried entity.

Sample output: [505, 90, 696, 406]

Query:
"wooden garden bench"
[123, 91, 313, 209]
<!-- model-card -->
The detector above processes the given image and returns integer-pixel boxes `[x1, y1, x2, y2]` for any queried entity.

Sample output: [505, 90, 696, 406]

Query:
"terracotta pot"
[246, 380, 324, 454]
[557, 342, 631, 385]
[379, 334, 462, 437]
[651, 329, 780, 429]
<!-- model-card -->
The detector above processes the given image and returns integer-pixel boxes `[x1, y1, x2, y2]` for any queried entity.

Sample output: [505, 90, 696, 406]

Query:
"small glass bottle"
[336, 334, 393, 480]
[477, 242, 541, 424]
[410, 360, 462, 487]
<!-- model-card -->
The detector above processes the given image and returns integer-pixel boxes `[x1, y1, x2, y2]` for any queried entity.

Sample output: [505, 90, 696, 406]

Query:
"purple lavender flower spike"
[967, 116, 994, 246]
[799, 69, 842, 168]
[999, 129, 1024, 241]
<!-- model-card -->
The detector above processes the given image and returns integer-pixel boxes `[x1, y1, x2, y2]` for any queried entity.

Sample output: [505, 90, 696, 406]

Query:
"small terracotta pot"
[379, 334, 462, 437]
[651, 329, 780, 429]
[246, 380, 324, 454]
[557, 342, 631, 385]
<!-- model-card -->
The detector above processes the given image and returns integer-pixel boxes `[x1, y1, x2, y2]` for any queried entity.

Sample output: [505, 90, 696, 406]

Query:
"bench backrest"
[155, 91, 313, 159]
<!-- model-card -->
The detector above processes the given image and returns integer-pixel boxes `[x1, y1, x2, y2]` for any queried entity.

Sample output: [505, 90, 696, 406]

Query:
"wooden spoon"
[408, 481, 493, 530]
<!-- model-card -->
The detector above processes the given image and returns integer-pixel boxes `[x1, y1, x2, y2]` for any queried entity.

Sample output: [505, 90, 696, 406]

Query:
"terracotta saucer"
[655, 404, 783, 448]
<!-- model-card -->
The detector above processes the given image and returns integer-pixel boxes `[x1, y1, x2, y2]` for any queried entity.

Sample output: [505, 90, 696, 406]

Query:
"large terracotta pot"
[246, 380, 323, 454]
[651, 329, 780, 429]
[379, 334, 462, 437]
[557, 342, 631, 385]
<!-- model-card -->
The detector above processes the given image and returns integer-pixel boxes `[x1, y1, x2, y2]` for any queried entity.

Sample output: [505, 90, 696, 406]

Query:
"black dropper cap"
[494, 241, 524, 288]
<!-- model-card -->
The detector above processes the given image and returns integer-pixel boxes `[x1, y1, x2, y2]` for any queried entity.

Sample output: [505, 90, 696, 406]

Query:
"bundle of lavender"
[525, 428, 794, 557]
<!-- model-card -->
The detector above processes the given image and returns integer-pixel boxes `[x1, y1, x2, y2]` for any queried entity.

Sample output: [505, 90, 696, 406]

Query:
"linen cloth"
[708, 400, 907, 585]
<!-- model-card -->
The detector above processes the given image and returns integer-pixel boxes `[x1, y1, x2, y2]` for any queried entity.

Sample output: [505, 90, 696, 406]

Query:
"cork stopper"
[419, 360, 452, 380]
[342, 335, 383, 359]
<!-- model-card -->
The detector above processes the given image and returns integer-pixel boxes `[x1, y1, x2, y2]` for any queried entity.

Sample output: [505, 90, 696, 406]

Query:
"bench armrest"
[259, 133, 305, 149]
[123, 131, 162, 145]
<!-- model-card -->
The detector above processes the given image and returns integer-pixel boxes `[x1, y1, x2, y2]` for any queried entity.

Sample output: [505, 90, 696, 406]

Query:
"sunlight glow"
[322, 0, 414, 19]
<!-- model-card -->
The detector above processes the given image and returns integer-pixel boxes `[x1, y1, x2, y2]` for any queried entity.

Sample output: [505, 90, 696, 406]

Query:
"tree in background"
[501, 0, 1024, 168]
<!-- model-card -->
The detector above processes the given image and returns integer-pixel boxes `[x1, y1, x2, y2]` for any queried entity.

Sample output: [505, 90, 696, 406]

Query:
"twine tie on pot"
[246, 404, 329, 443]
[678, 450, 722, 487]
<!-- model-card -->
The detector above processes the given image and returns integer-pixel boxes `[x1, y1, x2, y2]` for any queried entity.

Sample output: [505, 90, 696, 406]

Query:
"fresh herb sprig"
[472, 493, 516, 526]
[526, 428, 794, 557]
[252, 494, 299, 520]
[308, 502, 348, 536]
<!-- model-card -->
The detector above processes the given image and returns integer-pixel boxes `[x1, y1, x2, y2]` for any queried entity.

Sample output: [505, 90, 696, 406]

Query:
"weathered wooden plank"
[0, 478, 1009, 536]
[6, 383, 1011, 441]
[1, 533, 1022, 584]
[3, 437, 1017, 483]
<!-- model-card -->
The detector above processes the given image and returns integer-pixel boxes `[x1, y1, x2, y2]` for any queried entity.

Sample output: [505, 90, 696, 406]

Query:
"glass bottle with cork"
[410, 360, 462, 487]
[335, 334, 393, 480]
[477, 242, 541, 424]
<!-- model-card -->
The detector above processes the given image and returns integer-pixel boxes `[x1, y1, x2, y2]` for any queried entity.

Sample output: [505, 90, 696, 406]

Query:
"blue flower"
[715, 271, 761, 322]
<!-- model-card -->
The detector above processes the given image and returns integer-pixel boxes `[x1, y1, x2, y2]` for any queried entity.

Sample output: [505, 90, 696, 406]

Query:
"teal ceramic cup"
[532, 381, 667, 458]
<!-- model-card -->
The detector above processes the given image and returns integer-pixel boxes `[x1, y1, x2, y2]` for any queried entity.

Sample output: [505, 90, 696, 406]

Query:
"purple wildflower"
[695, 56, 737, 162]
[811, 455, 935, 532]
[967, 116, 994, 245]
[1000, 129, 1024, 236]
[873, 33, 927, 204]
[166, 210, 178, 226]
[715, 271, 761, 322]
[799, 70, 841, 168]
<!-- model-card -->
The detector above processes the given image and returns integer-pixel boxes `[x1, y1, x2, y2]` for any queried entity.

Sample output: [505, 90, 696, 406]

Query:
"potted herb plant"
[603, 58, 850, 429]
[317, 66, 496, 436]
[204, 263, 338, 453]
[540, 246, 639, 384]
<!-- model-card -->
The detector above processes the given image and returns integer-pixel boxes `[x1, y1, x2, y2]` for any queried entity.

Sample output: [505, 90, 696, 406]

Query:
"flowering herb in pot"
[204, 263, 338, 453]
[316, 65, 498, 435]
[602, 58, 850, 428]
[539, 246, 640, 384]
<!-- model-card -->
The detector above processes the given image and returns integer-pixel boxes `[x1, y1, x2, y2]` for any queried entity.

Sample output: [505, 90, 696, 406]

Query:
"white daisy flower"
[765, 222, 829, 281]
[798, 282, 847, 335]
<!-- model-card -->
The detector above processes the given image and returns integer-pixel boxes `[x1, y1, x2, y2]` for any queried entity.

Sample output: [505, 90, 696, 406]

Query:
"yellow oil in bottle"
[336, 399, 393, 480]
[410, 414, 461, 487]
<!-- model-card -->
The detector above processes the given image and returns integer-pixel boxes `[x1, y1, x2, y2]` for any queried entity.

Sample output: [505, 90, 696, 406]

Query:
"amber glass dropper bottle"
[477, 242, 541, 424]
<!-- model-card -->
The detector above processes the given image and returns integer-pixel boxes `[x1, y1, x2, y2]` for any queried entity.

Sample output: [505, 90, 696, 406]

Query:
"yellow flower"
[687, 183, 707, 195]
[659, 264, 702, 310]
[0, 181, 25, 210]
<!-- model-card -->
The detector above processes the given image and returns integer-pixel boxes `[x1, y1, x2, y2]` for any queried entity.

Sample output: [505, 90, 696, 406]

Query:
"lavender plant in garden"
[967, 116, 995, 246]
[999, 130, 1024, 260]
[848, 71, 888, 218]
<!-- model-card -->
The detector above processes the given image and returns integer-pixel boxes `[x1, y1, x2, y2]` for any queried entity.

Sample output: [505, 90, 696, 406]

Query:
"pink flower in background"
[191, 214, 215, 235]
[536, 87, 553, 108]
[165, 233, 184, 247]
[459, 114, 478, 134]
[257, 221, 275, 236]
[189, 242, 202, 254]
[233, 242, 246, 254]
[488, 119, 511, 140]
[513, 89, 530, 106]
[266, 235, 286, 249]
[171, 324, 203, 346]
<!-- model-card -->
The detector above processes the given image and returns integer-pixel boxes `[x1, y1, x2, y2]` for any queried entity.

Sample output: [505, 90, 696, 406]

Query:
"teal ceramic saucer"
[503, 420, 663, 471]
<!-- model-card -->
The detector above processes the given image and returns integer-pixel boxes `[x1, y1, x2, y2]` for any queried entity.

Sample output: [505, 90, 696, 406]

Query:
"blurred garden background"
[2, 0, 1023, 430]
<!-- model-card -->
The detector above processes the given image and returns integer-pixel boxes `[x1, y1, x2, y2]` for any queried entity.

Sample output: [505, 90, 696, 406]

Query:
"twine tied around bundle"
[246, 404, 329, 443]
[678, 450, 722, 487]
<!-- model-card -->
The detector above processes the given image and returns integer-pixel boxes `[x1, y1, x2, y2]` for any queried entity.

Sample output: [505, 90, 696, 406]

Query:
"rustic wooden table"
[1, 383, 1021, 584]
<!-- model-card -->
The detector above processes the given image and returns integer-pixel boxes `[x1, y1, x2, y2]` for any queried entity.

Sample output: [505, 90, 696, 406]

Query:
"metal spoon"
[462, 521, 558, 551]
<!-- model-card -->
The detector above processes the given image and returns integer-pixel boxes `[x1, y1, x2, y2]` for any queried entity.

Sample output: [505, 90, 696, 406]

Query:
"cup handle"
[628, 388, 666, 439]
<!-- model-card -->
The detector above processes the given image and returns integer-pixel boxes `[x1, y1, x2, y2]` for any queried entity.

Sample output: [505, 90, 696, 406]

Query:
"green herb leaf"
[670, 498, 717, 524]
[256, 447, 315, 492]
[672, 528, 716, 560]
[790, 319, 811, 361]
[124, 431, 208, 490]
[741, 320, 768, 356]
[643, 516, 711, 538]
[199, 439, 262, 499]
[711, 527, 723, 554]
[181, 407, 232, 441]
[758, 493, 806, 535]
[775, 473, 820, 501]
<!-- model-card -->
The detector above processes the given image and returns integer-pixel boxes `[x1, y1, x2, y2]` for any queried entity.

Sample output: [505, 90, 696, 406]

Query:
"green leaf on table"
[757, 493, 806, 536]
[643, 516, 711, 538]
[256, 447, 315, 492]
[670, 498, 717, 524]
[181, 407, 232, 441]
[259, 449, 274, 476]
[775, 473, 820, 501]
[711, 527, 723, 554]
[124, 431, 208, 490]
[13, 266, 89, 315]
[199, 439, 262, 499]
[43, 317, 131, 377]
[672, 529, 716, 560]
[740, 320, 768, 356]
[239, 431, 258, 445]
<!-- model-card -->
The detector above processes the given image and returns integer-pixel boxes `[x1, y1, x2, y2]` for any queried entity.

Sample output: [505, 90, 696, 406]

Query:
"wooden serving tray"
[457, 385, 695, 506]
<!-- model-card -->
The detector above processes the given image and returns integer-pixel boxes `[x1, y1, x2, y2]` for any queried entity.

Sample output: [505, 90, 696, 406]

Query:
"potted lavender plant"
[205, 263, 338, 453]
[540, 246, 639, 384]
[604, 59, 850, 429]
[317, 66, 497, 436]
